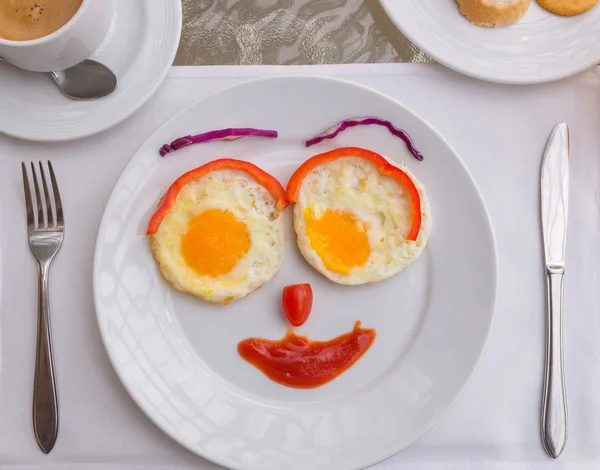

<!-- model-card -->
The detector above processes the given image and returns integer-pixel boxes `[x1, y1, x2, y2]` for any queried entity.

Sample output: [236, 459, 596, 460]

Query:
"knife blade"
[540, 123, 569, 459]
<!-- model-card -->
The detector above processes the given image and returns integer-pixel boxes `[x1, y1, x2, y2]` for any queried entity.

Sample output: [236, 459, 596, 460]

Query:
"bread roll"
[457, 0, 531, 27]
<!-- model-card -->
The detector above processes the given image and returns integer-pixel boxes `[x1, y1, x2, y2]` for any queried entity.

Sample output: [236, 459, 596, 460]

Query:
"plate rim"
[379, 0, 600, 85]
[93, 74, 499, 469]
[0, 0, 182, 142]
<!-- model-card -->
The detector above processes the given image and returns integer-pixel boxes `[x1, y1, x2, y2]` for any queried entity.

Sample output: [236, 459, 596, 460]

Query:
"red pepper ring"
[286, 147, 422, 242]
[147, 158, 289, 236]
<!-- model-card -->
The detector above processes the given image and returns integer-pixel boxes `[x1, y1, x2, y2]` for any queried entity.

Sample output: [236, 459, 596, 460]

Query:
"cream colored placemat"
[175, 0, 433, 65]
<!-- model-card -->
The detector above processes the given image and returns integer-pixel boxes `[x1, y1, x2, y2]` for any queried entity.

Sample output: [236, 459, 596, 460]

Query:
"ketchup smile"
[238, 321, 376, 389]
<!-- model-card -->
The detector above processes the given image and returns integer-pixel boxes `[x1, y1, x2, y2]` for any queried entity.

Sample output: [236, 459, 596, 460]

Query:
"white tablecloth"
[1, 64, 600, 470]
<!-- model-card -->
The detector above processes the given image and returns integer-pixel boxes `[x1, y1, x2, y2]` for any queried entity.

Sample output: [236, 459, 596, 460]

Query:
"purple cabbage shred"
[305, 117, 423, 161]
[160, 128, 278, 157]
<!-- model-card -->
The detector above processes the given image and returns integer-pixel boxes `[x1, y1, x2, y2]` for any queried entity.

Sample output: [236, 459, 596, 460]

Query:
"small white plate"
[94, 76, 497, 470]
[380, 0, 600, 84]
[0, 0, 181, 142]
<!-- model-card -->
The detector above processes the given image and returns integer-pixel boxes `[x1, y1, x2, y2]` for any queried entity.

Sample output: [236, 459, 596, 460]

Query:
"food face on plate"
[147, 159, 288, 305]
[287, 147, 431, 285]
[145, 139, 430, 388]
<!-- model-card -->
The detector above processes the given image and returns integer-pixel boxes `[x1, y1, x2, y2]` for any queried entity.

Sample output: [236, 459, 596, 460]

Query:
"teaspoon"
[0, 57, 118, 101]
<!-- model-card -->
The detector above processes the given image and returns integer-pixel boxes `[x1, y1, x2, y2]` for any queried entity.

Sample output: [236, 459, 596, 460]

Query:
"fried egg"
[150, 166, 285, 304]
[292, 154, 431, 285]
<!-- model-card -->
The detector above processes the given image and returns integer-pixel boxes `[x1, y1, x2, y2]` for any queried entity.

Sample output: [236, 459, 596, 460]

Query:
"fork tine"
[30, 162, 44, 228]
[21, 162, 35, 229]
[48, 161, 63, 227]
[39, 161, 55, 227]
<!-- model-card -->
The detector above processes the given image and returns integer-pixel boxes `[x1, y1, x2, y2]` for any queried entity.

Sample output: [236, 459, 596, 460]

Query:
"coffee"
[0, 0, 83, 41]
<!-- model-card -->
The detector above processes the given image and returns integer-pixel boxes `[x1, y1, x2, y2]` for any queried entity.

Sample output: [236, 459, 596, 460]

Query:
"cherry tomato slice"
[282, 284, 313, 327]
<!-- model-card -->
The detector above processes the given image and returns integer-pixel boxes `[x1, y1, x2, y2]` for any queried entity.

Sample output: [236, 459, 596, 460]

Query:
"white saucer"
[380, 0, 600, 84]
[0, 0, 181, 142]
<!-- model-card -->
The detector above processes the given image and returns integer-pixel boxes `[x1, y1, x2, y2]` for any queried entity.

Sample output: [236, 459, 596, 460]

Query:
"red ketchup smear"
[237, 321, 376, 389]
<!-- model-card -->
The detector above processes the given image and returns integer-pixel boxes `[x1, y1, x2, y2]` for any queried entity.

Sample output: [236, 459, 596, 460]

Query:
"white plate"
[380, 0, 600, 84]
[94, 76, 497, 470]
[0, 0, 181, 142]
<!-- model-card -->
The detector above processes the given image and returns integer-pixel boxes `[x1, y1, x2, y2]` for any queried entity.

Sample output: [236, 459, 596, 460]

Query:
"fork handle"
[33, 261, 58, 454]
[541, 270, 568, 458]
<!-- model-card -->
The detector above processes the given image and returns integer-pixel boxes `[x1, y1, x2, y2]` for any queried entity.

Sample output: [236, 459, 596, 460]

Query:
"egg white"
[293, 155, 431, 285]
[151, 169, 285, 304]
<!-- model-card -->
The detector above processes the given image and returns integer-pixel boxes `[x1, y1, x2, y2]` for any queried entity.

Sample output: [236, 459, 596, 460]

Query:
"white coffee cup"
[0, 0, 113, 73]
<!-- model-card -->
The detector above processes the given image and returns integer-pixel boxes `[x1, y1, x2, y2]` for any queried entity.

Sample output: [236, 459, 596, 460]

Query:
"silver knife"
[540, 123, 569, 459]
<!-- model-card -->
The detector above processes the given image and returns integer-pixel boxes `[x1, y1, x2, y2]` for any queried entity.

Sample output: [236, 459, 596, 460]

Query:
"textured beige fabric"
[175, 0, 433, 65]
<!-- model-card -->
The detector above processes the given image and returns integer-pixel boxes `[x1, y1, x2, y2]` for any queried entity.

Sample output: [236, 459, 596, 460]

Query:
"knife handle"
[541, 270, 568, 459]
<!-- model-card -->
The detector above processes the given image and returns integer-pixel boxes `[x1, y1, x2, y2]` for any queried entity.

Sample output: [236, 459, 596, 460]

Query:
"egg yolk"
[305, 209, 370, 274]
[181, 209, 250, 277]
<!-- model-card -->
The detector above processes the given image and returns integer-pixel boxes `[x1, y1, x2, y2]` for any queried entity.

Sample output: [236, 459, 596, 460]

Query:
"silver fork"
[21, 161, 64, 454]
